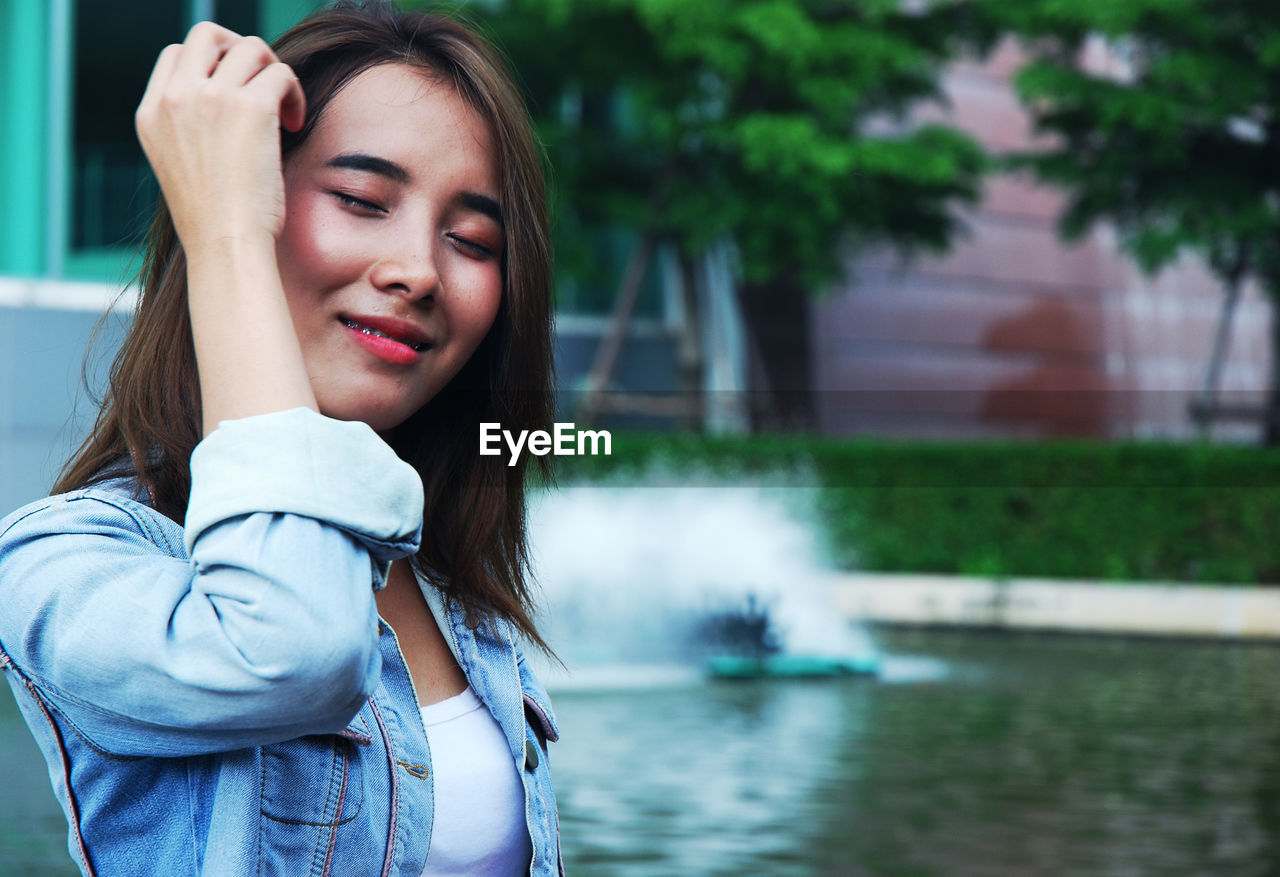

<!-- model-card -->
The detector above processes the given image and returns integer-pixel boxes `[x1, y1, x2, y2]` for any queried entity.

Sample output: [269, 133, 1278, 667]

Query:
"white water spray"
[527, 483, 878, 686]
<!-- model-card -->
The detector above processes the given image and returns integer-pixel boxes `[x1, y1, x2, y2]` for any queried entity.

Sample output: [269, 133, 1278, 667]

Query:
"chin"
[319, 394, 431, 434]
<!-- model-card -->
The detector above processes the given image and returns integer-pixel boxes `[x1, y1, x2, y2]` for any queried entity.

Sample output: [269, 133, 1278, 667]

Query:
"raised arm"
[134, 21, 316, 434]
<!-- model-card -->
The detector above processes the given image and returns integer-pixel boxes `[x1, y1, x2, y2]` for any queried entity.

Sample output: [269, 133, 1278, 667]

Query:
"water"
[523, 485, 1279, 873]
[547, 630, 1280, 877]
[6, 630, 1280, 875]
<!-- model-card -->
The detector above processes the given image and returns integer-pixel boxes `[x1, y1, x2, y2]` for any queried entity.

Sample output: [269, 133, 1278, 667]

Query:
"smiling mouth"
[339, 317, 430, 352]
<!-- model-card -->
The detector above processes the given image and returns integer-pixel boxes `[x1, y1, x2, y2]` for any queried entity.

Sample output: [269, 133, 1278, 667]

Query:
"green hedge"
[550, 433, 1280, 584]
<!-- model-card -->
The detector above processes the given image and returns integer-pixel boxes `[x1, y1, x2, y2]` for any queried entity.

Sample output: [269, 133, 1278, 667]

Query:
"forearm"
[0, 409, 424, 756]
[135, 22, 312, 435]
[186, 237, 317, 435]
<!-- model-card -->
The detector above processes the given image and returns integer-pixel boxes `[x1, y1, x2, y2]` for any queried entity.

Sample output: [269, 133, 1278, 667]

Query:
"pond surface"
[5, 628, 1280, 875]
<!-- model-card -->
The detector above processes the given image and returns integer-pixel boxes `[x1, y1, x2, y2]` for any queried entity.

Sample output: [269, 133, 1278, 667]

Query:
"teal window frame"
[0, 0, 322, 283]
[0, 0, 56, 278]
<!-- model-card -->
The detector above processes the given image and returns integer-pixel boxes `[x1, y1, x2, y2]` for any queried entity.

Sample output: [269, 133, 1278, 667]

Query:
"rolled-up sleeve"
[0, 408, 424, 757]
[186, 407, 423, 586]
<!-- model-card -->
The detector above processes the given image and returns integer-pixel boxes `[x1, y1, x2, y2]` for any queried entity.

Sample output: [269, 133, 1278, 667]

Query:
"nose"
[369, 232, 439, 302]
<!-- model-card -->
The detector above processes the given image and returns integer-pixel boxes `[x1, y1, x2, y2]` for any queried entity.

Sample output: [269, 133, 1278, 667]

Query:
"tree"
[987, 0, 1280, 441]
[470, 0, 989, 428]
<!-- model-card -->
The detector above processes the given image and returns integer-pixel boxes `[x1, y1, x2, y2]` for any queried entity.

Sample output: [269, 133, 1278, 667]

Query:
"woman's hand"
[135, 21, 306, 253]
[136, 22, 318, 435]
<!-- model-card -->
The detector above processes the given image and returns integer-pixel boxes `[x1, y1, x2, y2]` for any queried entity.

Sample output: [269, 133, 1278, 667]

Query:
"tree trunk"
[1266, 292, 1280, 445]
[676, 252, 704, 431]
[577, 230, 656, 425]
[736, 275, 814, 431]
[1192, 272, 1243, 441]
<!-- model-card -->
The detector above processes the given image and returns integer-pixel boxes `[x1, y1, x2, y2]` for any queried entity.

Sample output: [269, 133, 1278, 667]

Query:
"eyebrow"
[460, 192, 504, 228]
[324, 152, 504, 228]
[325, 152, 410, 183]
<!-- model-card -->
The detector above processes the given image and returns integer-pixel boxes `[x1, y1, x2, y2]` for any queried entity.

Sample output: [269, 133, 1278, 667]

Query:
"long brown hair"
[55, 1, 556, 650]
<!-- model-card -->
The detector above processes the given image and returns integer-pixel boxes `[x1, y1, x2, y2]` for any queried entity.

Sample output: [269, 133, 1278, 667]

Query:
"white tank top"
[419, 686, 532, 876]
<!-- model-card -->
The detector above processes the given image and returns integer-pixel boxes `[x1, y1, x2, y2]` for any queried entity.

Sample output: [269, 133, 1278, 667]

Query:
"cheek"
[277, 189, 327, 271]
[470, 275, 504, 347]
[277, 189, 364, 298]
[449, 263, 504, 347]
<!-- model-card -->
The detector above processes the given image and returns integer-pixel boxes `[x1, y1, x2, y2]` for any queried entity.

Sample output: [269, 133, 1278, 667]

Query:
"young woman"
[0, 3, 561, 875]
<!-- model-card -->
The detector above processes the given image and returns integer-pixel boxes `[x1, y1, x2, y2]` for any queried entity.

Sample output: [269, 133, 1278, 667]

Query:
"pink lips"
[340, 314, 431, 366]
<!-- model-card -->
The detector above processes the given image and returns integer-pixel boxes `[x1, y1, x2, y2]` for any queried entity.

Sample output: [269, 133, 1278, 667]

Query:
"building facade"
[0, 0, 697, 514]
[1, 6, 1271, 515]
[809, 40, 1274, 441]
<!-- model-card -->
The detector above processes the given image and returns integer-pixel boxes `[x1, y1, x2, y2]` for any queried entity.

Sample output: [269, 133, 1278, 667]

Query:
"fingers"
[137, 23, 305, 134]
[172, 20, 241, 82]
[208, 35, 275, 87]
[210, 37, 306, 130]
[248, 63, 307, 132]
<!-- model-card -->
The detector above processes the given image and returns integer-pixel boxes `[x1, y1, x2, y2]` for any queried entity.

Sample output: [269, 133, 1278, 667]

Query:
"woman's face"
[277, 62, 504, 431]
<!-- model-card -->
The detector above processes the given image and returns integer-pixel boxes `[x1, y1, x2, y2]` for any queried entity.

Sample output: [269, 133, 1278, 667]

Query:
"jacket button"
[525, 739, 539, 771]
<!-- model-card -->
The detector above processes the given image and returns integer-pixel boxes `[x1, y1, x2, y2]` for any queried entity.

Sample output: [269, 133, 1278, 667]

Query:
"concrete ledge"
[829, 572, 1280, 639]
[0, 277, 136, 312]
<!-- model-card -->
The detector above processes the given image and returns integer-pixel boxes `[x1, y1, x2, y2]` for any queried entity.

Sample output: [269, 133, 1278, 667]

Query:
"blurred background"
[6, 0, 1280, 874]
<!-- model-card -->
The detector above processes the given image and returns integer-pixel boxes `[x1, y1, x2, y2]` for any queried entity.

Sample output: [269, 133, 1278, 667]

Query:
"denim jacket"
[0, 408, 562, 876]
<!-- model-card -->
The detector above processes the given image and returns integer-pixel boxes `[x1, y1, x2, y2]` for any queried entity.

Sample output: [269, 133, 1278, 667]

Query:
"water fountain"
[525, 481, 882, 689]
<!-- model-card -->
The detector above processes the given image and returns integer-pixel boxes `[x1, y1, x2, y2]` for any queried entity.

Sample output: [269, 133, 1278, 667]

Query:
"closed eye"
[448, 234, 495, 259]
[330, 191, 386, 214]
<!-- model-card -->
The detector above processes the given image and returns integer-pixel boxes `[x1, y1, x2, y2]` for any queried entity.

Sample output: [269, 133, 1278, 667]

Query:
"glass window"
[216, 0, 260, 35]
[71, 0, 183, 252]
[555, 225, 666, 320]
[69, 0, 271, 268]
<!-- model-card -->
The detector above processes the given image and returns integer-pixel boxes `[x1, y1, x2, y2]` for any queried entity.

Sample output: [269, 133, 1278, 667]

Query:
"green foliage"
[471, 0, 990, 289]
[555, 432, 1280, 583]
[990, 0, 1280, 288]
